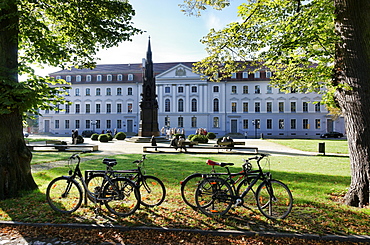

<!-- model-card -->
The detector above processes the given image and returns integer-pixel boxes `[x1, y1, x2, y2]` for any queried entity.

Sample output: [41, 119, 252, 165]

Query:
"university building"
[40, 61, 345, 138]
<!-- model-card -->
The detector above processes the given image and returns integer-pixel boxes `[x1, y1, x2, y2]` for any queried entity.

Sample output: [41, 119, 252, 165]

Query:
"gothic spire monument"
[138, 37, 160, 137]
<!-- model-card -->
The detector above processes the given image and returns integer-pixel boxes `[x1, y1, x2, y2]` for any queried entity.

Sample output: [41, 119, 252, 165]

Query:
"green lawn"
[1, 151, 368, 236]
[267, 139, 349, 154]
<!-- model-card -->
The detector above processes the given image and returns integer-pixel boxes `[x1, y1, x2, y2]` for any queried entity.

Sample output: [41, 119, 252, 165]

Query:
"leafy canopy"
[0, 0, 142, 115]
[180, 0, 340, 107]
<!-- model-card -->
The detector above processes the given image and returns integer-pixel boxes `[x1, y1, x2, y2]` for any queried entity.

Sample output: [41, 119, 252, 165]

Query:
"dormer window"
[76, 75, 81, 82]
[254, 71, 260, 78]
[107, 74, 112, 81]
[231, 73, 237, 79]
[66, 75, 71, 82]
[128, 74, 134, 81]
[117, 74, 123, 81]
[86, 75, 91, 82]
[97, 75, 102, 82]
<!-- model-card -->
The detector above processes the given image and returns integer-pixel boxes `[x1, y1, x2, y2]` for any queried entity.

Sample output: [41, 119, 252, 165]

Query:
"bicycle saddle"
[102, 158, 117, 167]
[206, 159, 234, 167]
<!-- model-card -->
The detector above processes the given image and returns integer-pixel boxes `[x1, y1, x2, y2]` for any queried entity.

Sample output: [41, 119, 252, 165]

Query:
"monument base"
[126, 136, 168, 143]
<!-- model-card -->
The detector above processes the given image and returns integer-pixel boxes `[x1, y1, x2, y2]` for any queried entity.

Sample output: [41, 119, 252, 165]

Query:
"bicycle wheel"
[236, 176, 261, 209]
[195, 177, 233, 216]
[103, 178, 141, 217]
[139, 175, 166, 207]
[46, 176, 83, 214]
[255, 179, 293, 219]
[180, 173, 203, 209]
[86, 174, 105, 202]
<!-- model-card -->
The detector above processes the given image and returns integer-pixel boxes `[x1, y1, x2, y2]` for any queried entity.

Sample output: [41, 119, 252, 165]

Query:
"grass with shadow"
[267, 139, 349, 154]
[1, 152, 369, 236]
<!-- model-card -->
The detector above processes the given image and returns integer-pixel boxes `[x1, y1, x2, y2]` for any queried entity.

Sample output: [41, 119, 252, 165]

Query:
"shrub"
[173, 133, 185, 139]
[76, 135, 84, 144]
[187, 134, 195, 140]
[107, 133, 113, 141]
[206, 132, 216, 139]
[91, 134, 99, 141]
[190, 134, 208, 143]
[98, 134, 109, 142]
[115, 132, 126, 140]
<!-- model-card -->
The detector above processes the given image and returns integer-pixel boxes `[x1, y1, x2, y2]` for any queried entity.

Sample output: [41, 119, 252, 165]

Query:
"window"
[213, 117, 220, 128]
[117, 103, 122, 113]
[315, 119, 321, 129]
[128, 74, 133, 81]
[107, 74, 112, 81]
[107, 120, 111, 129]
[56, 76, 61, 80]
[255, 85, 260, 94]
[128, 103, 133, 113]
[66, 75, 71, 82]
[213, 99, 219, 112]
[279, 102, 284, 113]
[291, 119, 296, 129]
[127, 87, 133, 95]
[85, 120, 90, 129]
[178, 86, 184, 93]
[86, 75, 91, 82]
[213, 86, 219, 93]
[65, 104, 70, 114]
[65, 88, 70, 96]
[243, 85, 249, 94]
[242, 72, 248, 78]
[76, 75, 81, 82]
[97, 75, 102, 82]
[303, 102, 308, 112]
[55, 105, 60, 114]
[231, 72, 237, 78]
[191, 86, 197, 93]
[254, 119, 261, 129]
[165, 116, 170, 127]
[254, 71, 260, 78]
[266, 71, 272, 78]
[231, 102, 237, 112]
[303, 119, 309, 129]
[165, 99, 170, 112]
[96, 88, 101, 96]
[291, 102, 296, 112]
[178, 99, 184, 112]
[315, 102, 321, 112]
[55, 120, 59, 129]
[117, 74, 123, 81]
[243, 102, 249, 113]
[96, 104, 101, 114]
[254, 102, 260, 113]
[65, 120, 70, 129]
[279, 119, 284, 129]
[165, 87, 171, 93]
[178, 116, 184, 128]
[96, 120, 101, 129]
[191, 116, 197, 128]
[231, 86, 237, 94]
[117, 120, 122, 129]
[85, 104, 90, 114]
[106, 88, 111, 95]
[86, 88, 90, 96]
[117, 87, 122, 95]
[191, 98, 197, 112]
[243, 119, 248, 129]
[267, 102, 272, 112]
[267, 119, 272, 129]
[75, 88, 80, 96]
[267, 85, 272, 93]
[75, 104, 80, 114]
[106, 104, 111, 113]
[75, 120, 80, 129]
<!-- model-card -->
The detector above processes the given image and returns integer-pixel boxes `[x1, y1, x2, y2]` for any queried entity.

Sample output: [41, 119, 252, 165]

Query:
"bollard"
[318, 142, 325, 155]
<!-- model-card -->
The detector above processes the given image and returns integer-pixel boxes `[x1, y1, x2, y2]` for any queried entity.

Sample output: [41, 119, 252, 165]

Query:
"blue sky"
[33, 0, 244, 76]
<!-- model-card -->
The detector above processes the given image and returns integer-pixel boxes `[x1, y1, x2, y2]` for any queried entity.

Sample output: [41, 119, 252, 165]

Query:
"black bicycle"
[46, 152, 141, 217]
[86, 155, 166, 207]
[194, 154, 293, 219]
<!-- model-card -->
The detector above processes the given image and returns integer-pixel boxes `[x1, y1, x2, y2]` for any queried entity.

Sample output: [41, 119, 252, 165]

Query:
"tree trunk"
[335, 0, 370, 207]
[0, 1, 38, 199]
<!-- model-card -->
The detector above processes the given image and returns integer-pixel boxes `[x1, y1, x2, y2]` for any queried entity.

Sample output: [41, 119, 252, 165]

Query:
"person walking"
[151, 135, 157, 151]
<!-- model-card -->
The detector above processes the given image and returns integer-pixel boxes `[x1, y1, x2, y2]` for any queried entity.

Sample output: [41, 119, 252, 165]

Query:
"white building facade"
[40, 62, 345, 138]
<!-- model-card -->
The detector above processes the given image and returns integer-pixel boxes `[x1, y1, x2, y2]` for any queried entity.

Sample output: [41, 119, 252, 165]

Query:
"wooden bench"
[217, 141, 245, 147]
[143, 145, 258, 154]
[26, 144, 98, 152]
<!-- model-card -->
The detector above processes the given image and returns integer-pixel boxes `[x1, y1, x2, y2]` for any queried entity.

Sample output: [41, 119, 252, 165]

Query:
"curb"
[1, 221, 369, 243]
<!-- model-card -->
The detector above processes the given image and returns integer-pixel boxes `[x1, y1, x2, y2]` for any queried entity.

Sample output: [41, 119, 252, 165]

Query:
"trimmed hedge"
[206, 132, 216, 139]
[190, 134, 208, 143]
[91, 134, 99, 141]
[98, 134, 109, 142]
[115, 132, 126, 140]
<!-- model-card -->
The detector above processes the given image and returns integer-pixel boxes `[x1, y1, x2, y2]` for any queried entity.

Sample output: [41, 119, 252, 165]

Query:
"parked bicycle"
[194, 154, 293, 219]
[86, 154, 166, 207]
[46, 152, 141, 217]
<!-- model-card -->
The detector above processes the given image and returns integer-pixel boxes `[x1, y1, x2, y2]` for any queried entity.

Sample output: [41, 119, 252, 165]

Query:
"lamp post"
[252, 119, 258, 139]
[91, 120, 97, 133]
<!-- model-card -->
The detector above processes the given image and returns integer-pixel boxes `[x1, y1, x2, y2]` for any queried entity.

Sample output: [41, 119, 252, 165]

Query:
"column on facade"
[157, 84, 163, 113]
[172, 84, 177, 113]
[185, 84, 190, 113]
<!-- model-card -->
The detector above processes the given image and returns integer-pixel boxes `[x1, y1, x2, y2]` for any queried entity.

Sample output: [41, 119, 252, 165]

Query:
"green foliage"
[190, 134, 208, 143]
[115, 132, 126, 140]
[76, 135, 84, 144]
[187, 134, 196, 140]
[206, 132, 216, 139]
[98, 134, 109, 142]
[107, 133, 113, 141]
[91, 134, 99, 141]
[173, 133, 185, 140]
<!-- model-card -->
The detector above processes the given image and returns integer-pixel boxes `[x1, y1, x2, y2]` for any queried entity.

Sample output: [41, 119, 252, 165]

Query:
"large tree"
[180, 0, 369, 207]
[0, 0, 141, 200]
